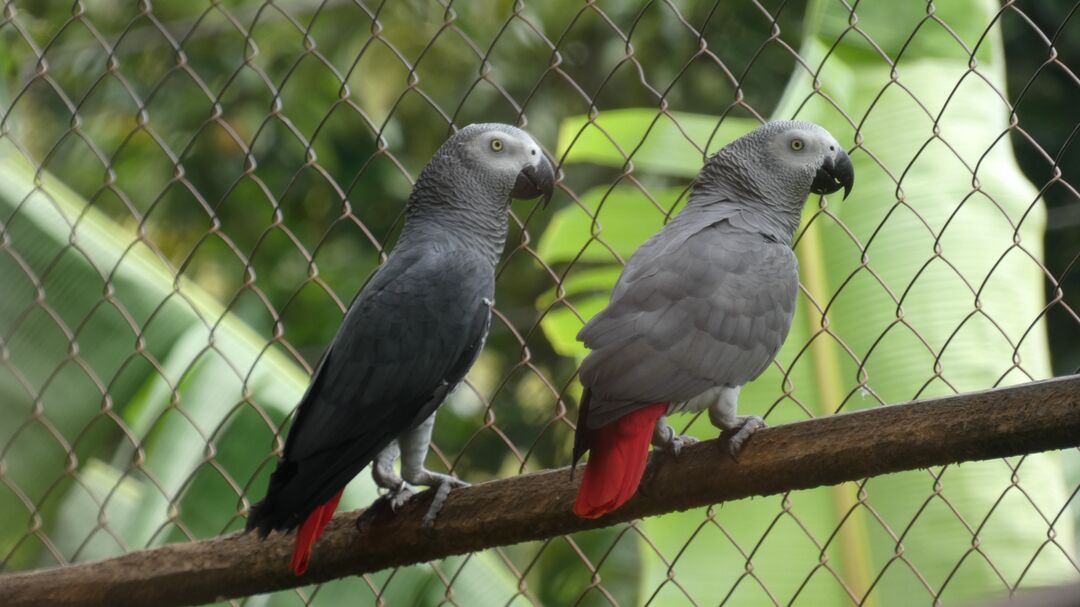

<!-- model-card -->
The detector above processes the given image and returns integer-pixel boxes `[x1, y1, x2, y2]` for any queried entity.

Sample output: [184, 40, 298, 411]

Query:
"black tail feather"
[246, 443, 380, 538]
[245, 459, 302, 538]
[570, 388, 593, 481]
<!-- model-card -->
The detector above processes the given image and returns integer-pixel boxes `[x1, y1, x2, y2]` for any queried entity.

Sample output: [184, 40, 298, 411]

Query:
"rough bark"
[1, 376, 1078, 607]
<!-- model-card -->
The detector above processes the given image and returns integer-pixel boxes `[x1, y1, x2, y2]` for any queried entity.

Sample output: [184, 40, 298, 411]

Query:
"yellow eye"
[791, 139, 804, 151]
[490, 139, 504, 152]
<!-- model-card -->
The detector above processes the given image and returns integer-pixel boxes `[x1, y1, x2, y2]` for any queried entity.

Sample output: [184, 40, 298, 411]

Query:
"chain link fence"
[1, 0, 1078, 605]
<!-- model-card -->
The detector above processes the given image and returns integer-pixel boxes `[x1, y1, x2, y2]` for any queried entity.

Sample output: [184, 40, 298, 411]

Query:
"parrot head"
[400, 123, 554, 259]
[757, 120, 855, 200]
[440, 123, 556, 207]
[689, 120, 855, 242]
[695, 120, 854, 213]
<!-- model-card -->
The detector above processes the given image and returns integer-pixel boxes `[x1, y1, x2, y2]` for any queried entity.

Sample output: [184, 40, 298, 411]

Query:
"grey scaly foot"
[652, 419, 699, 457]
[356, 480, 419, 529]
[706, 386, 765, 460]
[661, 434, 698, 456]
[387, 481, 419, 510]
[394, 414, 469, 528]
[722, 415, 766, 460]
[640, 417, 697, 489]
[357, 442, 417, 529]
[422, 482, 454, 529]
[404, 468, 469, 530]
[371, 440, 402, 490]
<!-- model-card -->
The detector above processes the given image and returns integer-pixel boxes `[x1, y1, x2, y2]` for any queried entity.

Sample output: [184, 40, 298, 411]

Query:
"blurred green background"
[0, 1, 1077, 605]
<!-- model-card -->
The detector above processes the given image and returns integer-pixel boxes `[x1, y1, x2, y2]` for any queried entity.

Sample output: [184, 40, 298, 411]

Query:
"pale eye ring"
[791, 139, 804, 151]
[490, 139, 504, 152]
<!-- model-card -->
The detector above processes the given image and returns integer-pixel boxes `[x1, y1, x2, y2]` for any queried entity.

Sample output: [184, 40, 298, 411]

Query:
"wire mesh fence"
[0, 0, 1077, 605]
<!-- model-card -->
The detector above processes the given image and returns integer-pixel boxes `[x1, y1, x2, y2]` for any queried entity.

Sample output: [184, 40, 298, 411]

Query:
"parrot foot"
[355, 481, 418, 530]
[421, 481, 454, 530]
[656, 433, 699, 457]
[721, 415, 766, 461]
[404, 469, 469, 531]
[641, 424, 698, 489]
[388, 482, 420, 510]
[651, 416, 698, 457]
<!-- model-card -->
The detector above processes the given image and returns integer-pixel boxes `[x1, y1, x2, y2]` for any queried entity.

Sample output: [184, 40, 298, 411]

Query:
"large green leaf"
[538, 0, 1075, 604]
[556, 109, 756, 178]
[0, 148, 308, 565]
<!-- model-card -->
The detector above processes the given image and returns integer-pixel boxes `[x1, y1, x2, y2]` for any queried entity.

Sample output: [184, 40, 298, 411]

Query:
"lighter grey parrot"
[247, 124, 554, 574]
[571, 120, 853, 518]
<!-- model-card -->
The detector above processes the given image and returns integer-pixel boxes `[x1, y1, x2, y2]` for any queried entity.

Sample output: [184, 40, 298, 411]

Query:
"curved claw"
[421, 481, 455, 530]
[724, 416, 766, 461]
[405, 469, 468, 490]
[420, 477, 470, 531]
[656, 433, 699, 457]
[639, 433, 698, 491]
[403, 469, 469, 531]
[358, 468, 469, 531]
[355, 482, 417, 530]
[388, 483, 418, 511]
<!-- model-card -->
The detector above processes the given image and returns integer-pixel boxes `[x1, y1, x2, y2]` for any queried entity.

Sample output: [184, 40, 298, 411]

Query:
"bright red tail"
[290, 488, 344, 575]
[573, 403, 666, 519]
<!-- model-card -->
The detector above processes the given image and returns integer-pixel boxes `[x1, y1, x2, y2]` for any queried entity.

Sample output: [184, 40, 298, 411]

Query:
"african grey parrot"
[247, 123, 554, 573]
[571, 120, 853, 518]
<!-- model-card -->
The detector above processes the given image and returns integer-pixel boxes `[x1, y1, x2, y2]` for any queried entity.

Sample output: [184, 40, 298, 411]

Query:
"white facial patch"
[772, 126, 837, 169]
[466, 129, 539, 176]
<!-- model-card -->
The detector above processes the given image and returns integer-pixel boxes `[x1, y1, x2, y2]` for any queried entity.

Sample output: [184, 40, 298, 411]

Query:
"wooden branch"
[2, 376, 1078, 607]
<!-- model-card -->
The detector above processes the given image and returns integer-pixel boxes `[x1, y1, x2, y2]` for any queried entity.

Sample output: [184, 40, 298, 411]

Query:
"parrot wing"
[251, 246, 493, 532]
[578, 219, 798, 428]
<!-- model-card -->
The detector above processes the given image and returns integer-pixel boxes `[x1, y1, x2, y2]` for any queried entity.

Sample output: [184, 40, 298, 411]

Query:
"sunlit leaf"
[556, 109, 756, 178]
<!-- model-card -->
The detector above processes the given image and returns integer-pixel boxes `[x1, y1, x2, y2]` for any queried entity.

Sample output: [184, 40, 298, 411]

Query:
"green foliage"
[0, 148, 526, 605]
[0, 147, 301, 559]
[0, 1, 1075, 605]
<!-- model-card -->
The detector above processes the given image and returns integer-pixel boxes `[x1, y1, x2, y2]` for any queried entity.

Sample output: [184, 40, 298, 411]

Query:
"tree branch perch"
[2, 376, 1078, 607]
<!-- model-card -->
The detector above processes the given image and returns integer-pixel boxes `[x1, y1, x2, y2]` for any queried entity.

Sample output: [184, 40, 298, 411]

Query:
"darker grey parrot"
[571, 120, 853, 518]
[247, 123, 554, 574]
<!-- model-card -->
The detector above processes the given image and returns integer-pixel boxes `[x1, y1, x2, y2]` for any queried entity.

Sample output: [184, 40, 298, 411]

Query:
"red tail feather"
[290, 488, 345, 575]
[573, 403, 666, 519]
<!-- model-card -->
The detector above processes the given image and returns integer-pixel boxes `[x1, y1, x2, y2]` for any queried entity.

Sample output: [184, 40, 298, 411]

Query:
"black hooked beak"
[511, 154, 556, 207]
[811, 148, 855, 200]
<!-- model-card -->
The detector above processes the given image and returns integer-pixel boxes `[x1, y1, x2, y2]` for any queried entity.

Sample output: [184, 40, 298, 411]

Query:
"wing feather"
[580, 219, 798, 428]
[256, 247, 494, 529]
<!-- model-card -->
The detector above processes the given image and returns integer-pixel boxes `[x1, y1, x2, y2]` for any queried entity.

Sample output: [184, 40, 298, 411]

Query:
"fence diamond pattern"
[0, 1, 1077, 606]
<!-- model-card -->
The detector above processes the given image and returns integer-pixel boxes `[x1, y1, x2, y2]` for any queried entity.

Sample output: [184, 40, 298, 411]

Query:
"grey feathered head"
[409, 123, 555, 213]
[695, 120, 854, 212]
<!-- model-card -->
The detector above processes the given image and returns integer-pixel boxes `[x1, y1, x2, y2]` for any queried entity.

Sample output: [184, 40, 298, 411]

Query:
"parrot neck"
[395, 150, 515, 264]
[682, 199, 802, 246]
[691, 150, 807, 244]
[400, 181, 510, 265]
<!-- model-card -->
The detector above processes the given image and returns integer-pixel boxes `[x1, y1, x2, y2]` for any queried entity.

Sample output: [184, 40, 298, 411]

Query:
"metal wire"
[1, 1, 1077, 605]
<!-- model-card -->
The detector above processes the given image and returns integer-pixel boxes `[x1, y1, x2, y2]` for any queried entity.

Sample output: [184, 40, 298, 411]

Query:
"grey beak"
[811, 149, 855, 200]
[511, 154, 556, 207]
